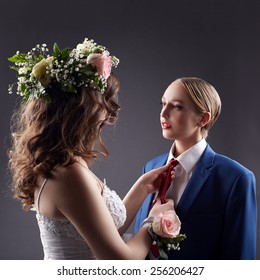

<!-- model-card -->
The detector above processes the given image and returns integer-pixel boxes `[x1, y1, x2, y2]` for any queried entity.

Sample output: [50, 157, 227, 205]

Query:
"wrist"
[147, 223, 157, 243]
[136, 175, 151, 196]
[141, 217, 158, 243]
[132, 178, 149, 199]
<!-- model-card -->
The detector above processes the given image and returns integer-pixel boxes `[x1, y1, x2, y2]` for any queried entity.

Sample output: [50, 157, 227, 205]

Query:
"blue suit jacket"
[135, 145, 257, 259]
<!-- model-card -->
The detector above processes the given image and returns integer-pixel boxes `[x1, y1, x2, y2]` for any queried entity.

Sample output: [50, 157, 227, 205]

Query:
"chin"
[162, 131, 175, 141]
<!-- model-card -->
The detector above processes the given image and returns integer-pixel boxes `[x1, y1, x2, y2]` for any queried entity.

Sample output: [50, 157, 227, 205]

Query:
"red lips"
[161, 122, 172, 129]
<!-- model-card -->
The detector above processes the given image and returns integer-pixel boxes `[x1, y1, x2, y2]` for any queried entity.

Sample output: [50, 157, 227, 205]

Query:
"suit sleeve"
[220, 170, 257, 259]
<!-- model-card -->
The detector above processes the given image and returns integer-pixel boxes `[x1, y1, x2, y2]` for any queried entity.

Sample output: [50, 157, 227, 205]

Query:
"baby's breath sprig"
[156, 234, 187, 260]
[8, 38, 119, 102]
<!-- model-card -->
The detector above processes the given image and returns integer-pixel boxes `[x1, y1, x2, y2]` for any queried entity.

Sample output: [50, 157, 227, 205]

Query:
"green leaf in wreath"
[8, 53, 28, 63]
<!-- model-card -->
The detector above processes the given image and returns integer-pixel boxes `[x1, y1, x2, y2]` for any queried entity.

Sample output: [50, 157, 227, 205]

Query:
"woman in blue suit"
[135, 77, 257, 259]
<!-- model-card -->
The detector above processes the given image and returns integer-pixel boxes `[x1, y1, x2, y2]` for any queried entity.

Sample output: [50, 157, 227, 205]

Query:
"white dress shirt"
[165, 138, 207, 207]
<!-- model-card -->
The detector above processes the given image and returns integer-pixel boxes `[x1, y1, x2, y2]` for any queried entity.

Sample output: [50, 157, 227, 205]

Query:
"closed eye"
[173, 104, 183, 110]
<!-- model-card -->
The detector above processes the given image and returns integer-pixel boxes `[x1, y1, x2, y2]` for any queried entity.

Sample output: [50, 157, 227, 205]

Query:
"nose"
[160, 105, 169, 118]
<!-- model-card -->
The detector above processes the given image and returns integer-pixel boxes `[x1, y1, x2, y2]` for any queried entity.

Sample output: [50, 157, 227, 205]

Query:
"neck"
[172, 137, 203, 157]
[75, 157, 89, 169]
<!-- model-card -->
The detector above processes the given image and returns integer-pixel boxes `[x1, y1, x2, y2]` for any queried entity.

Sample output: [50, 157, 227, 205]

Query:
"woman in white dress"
[8, 38, 174, 259]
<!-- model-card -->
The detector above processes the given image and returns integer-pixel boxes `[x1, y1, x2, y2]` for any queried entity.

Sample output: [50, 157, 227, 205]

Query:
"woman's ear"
[198, 112, 211, 127]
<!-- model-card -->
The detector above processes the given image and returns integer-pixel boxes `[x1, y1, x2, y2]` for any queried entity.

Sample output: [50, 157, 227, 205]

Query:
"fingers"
[153, 198, 162, 206]
[150, 198, 175, 215]
[165, 198, 174, 208]
[156, 162, 176, 176]
[146, 161, 176, 179]
[154, 161, 172, 173]
[170, 170, 176, 180]
[157, 169, 175, 185]
[153, 198, 174, 207]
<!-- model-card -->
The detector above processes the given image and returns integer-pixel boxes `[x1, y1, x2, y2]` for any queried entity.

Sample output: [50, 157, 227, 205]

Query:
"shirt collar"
[167, 138, 207, 174]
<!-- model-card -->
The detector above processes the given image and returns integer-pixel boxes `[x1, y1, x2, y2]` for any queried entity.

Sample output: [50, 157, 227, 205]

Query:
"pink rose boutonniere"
[151, 210, 186, 259]
[87, 51, 113, 79]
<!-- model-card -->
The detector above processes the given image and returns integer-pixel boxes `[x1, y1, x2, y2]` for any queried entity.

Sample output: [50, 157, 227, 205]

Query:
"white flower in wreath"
[76, 38, 97, 54]
[31, 56, 54, 87]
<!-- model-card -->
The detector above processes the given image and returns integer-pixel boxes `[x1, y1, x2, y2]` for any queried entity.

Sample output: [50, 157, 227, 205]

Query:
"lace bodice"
[33, 179, 126, 260]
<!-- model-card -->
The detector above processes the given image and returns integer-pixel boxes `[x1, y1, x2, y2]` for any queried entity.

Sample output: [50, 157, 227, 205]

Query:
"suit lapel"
[176, 145, 215, 222]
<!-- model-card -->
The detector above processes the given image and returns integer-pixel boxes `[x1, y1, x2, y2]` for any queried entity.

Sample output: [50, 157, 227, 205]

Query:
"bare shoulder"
[37, 161, 102, 219]
[52, 161, 102, 196]
[55, 161, 92, 182]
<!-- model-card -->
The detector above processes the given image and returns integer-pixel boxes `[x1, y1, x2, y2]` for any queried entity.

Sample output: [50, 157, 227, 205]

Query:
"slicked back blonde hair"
[177, 77, 221, 138]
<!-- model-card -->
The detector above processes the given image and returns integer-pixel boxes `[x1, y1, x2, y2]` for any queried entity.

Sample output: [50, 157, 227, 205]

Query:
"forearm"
[119, 163, 171, 234]
[125, 226, 152, 259]
[119, 179, 148, 234]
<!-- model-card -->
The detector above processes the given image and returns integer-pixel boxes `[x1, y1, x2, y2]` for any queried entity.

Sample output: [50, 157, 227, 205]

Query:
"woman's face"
[160, 80, 203, 142]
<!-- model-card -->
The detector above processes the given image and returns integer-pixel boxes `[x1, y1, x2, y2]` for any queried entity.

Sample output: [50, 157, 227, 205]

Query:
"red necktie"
[150, 159, 179, 208]
[149, 159, 178, 259]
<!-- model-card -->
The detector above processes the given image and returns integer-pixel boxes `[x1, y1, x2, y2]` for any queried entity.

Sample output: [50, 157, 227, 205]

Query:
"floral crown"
[8, 38, 119, 102]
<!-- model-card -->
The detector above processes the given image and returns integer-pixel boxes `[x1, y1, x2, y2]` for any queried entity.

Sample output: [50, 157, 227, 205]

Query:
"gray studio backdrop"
[0, 0, 259, 259]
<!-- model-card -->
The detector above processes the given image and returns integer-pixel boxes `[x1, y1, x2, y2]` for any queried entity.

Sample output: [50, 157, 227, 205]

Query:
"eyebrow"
[161, 96, 184, 103]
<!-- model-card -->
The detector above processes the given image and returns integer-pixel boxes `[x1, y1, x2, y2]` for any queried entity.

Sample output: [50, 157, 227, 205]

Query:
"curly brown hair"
[8, 74, 120, 210]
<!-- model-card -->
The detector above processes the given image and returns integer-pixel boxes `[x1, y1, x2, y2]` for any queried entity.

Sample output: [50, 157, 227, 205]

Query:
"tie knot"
[169, 159, 179, 169]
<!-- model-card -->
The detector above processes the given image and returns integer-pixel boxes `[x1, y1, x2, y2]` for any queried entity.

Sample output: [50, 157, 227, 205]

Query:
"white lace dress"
[33, 177, 126, 260]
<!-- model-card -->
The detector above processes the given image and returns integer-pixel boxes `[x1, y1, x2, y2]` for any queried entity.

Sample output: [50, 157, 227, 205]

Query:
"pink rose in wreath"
[87, 51, 113, 79]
